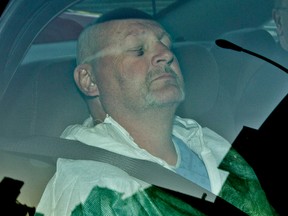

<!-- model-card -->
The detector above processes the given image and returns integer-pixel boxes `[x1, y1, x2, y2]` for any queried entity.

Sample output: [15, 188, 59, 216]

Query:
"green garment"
[218, 147, 278, 216]
[71, 186, 205, 216]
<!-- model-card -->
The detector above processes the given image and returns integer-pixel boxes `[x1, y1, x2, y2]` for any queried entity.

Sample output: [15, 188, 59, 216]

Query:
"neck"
[112, 106, 178, 165]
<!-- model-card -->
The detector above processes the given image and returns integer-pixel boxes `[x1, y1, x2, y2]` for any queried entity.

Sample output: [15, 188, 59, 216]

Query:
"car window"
[0, 1, 287, 215]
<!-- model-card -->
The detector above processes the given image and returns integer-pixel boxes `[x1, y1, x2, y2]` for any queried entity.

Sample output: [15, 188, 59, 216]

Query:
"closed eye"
[129, 47, 144, 56]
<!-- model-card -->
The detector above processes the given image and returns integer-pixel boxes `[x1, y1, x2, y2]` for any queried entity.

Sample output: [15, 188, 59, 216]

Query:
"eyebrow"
[160, 31, 172, 43]
[123, 29, 172, 43]
[122, 28, 147, 39]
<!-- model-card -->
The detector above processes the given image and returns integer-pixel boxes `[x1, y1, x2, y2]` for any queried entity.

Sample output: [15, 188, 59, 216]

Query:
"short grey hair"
[76, 24, 99, 65]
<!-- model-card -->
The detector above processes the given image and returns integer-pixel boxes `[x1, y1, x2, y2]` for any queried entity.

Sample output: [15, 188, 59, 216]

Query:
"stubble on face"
[143, 65, 185, 109]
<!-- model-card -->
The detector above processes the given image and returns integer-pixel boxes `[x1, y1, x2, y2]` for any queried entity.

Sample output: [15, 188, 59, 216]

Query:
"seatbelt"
[0, 135, 247, 215]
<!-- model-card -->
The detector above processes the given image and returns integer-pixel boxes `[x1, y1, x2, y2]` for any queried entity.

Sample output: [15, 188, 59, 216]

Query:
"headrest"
[34, 17, 83, 44]
[174, 43, 219, 119]
[214, 28, 276, 55]
[211, 28, 277, 99]
[0, 59, 89, 137]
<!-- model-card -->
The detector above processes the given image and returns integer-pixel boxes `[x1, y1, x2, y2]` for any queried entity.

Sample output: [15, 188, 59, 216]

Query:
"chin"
[146, 84, 185, 105]
[148, 93, 185, 108]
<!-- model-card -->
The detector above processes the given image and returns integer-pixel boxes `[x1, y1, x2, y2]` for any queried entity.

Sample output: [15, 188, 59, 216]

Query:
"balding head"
[76, 8, 154, 65]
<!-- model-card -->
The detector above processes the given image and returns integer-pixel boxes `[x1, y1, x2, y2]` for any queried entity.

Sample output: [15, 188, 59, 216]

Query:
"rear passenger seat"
[174, 43, 237, 142]
[0, 59, 89, 138]
[174, 43, 219, 121]
[0, 42, 236, 143]
[2, 32, 284, 145]
[211, 28, 287, 141]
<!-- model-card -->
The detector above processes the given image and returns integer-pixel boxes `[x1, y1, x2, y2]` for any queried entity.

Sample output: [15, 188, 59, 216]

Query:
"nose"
[151, 43, 174, 66]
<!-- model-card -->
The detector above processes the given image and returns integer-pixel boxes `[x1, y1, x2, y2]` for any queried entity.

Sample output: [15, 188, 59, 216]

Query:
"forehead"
[83, 19, 170, 62]
[103, 19, 168, 40]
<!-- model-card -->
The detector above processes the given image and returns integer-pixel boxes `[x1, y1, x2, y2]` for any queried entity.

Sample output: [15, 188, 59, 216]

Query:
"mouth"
[153, 73, 176, 81]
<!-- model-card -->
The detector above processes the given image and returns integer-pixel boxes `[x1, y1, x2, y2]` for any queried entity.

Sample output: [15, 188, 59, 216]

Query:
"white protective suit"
[36, 115, 230, 216]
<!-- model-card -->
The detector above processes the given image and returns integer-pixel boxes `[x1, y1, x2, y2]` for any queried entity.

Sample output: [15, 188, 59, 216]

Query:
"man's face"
[92, 19, 185, 115]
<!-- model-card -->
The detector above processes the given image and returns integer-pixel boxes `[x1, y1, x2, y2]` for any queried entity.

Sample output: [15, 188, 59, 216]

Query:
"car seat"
[0, 58, 89, 137]
[210, 28, 279, 140]
[0, 42, 245, 143]
[0, 43, 226, 141]
[174, 43, 237, 141]
[174, 43, 219, 120]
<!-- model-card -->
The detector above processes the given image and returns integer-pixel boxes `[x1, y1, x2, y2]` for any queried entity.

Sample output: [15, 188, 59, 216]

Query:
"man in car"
[35, 8, 277, 216]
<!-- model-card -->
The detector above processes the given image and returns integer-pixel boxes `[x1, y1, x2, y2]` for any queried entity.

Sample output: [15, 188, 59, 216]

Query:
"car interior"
[0, 0, 287, 215]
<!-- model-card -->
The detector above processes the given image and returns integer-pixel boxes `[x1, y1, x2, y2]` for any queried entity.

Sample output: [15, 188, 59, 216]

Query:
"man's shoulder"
[174, 115, 231, 145]
[60, 116, 94, 138]
[174, 115, 231, 162]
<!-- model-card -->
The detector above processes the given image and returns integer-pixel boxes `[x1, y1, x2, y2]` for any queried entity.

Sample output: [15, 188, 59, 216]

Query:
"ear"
[74, 64, 99, 97]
